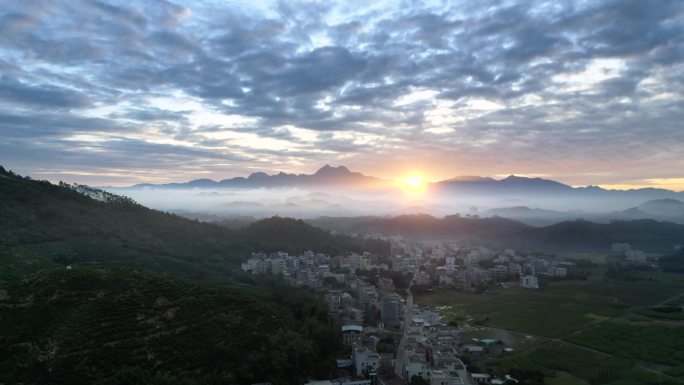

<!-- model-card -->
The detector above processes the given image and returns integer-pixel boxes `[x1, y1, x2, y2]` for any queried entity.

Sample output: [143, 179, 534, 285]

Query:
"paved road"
[393, 282, 414, 379]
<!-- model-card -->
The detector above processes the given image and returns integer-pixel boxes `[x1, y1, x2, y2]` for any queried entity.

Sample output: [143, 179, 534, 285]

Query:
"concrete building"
[381, 292, 402, 329]
[353, 345, 380, 377]
[520, 275, 539, 289]
[342, 325, 363, 346]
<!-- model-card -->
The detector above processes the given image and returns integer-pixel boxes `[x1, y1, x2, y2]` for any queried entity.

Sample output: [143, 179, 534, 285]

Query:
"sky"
[0, 0, 683, 189]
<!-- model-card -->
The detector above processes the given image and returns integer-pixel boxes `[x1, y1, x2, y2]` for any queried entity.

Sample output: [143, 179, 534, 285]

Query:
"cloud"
[0, 76, 90, 108]
[0, 0, 682, 186]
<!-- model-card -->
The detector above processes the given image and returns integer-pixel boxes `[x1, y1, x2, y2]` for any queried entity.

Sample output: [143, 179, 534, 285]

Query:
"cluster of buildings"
[611, 243, 650, 264]
[433, 248, 577, 292]
[244, 238, 581, 385]
[242, 250, 409, 331]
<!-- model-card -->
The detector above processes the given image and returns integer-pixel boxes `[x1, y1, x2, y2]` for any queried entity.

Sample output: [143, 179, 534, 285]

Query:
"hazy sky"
[1, 0, 683, 189]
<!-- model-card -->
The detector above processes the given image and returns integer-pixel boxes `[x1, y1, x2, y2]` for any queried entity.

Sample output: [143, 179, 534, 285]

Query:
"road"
[393, 282, 414, 379]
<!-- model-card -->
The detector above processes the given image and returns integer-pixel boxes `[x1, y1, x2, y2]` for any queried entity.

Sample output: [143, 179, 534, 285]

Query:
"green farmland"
[415, 267, 684, 383]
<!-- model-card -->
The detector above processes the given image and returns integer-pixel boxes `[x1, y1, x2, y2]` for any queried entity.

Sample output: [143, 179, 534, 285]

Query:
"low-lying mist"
[103, 185, 684, 225]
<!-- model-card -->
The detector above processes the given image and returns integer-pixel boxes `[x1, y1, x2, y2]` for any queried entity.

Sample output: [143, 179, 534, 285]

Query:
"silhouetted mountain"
[129, 164, 386, 189]
[435, 175, 573, 195]
[431, 175, 684, 214]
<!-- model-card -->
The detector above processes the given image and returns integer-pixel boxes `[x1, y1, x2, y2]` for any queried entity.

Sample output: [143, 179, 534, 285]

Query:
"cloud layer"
[0, 0, 683, 187]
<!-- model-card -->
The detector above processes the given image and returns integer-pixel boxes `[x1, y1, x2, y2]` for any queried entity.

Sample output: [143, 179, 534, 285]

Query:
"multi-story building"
[520, 275, 539, 289]
[381, 292, 402, 329]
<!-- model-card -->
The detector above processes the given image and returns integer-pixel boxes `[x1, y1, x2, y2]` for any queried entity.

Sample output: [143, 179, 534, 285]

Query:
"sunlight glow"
[401, 175, 427, 195]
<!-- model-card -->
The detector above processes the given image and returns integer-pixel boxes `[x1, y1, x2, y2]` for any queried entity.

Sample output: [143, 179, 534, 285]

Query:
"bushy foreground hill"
[0, 268, 340, 385]
[0, 167, 384, 384]
[0, 167, 388, 282]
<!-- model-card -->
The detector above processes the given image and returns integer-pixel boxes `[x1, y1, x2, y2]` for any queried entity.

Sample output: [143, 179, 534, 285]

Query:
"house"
[462, 345, 484, 355]
[405, 361, 431, 383]
[472, 373, 492, 384]
[342, 325, 363, 346]
[352, 345, 380, 377]
[430, 369, 464, 385]
[520, 275, 539, 289]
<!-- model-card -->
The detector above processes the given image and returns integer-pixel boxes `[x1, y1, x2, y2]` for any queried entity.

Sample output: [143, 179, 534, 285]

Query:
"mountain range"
[484, 199, 684, 226]
[116, 164, 683, 200]
[128, 165, 386, 189]
[103, 165, 684, 218]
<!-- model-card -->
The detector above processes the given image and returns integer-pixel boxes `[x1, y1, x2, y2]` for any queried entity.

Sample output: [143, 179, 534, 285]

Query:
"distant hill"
[309, 214, 684, 253]
[434, 174, 682, 199]
[0, 268, 341, 385]
[0, 167, 388, 281]
[483, 206, 583, 226]
[609, 199, 684, 224]
[633, 199, 684, 217]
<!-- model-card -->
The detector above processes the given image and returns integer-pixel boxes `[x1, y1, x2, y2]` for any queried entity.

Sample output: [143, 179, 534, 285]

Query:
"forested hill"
[0, 167, 388, 282]
[0, 168, 371, 384]
[0, 268, 341, 385]
[311, 214, 684, 253]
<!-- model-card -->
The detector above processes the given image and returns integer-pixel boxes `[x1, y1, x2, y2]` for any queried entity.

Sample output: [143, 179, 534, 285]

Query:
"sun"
[401, 175, 426, 193]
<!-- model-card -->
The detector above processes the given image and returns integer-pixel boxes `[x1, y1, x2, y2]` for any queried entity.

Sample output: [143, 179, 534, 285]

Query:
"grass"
[565, 320, 684, 366]
[633, 308, 684, 321]
[489, 343, 684, 385]
[545, 371, 591, 385]
[665, 364, 684, 378]
[415, 268, 684, 338]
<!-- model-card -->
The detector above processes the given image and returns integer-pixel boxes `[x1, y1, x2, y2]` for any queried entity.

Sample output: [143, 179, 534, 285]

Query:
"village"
[241, 235, 603, 385]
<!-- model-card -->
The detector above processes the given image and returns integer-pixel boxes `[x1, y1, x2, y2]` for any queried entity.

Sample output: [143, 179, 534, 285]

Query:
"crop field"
[415, 268, 684, 338]
[417, 266, 684, 382]
[489, 342, 684, 385]
[566, 321, 684, 366]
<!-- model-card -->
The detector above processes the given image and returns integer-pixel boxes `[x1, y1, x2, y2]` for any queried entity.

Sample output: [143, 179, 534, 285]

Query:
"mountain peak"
[502, 175, 532, 181]
[247, 172, 268, 179]
[443, 175, 495, 182]
[314, 164, 351, 176]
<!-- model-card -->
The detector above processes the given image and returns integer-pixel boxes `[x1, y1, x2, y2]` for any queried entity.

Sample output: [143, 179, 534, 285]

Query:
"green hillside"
[311, 214, 684, 252]
[0, 268, 340, 385]
[0, 167, 388, 282]
[0, 167, 387, 384]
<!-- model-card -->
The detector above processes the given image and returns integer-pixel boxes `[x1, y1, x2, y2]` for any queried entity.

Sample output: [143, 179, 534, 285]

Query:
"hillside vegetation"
[0, 268, 340, 385]
[0, 167, 386, 384]
[311, 214, 684, 252]
[0, 167, 388, 282]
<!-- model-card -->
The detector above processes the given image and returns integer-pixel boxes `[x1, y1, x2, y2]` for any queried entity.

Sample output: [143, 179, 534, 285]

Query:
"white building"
[520, 275, 539, 289]
[446, 256, 457, 273]
[352, 345, 380, 377]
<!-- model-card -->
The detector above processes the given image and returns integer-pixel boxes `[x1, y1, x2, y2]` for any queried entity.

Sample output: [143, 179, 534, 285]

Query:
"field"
[415, 267, 684, 383]
[415, 268, 684, 338]
[489, 342, 684, 385]
[566, 321, 684, 366]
